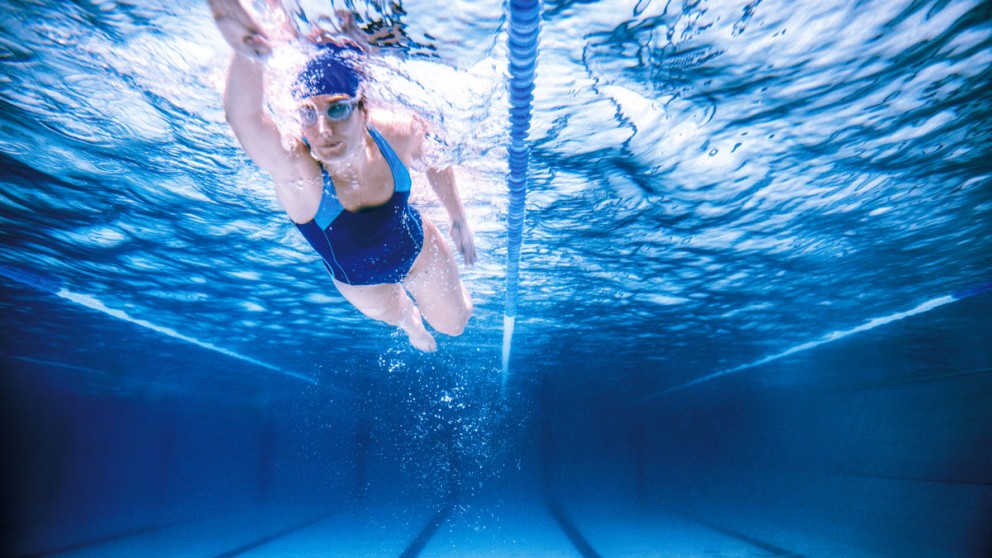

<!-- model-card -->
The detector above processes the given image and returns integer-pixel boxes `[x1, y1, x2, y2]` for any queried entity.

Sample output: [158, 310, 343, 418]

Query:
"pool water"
[1, 0, 990, 556]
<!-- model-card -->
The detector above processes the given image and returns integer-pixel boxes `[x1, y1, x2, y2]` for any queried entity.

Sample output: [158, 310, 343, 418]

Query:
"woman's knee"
[435, 320, 464, 337]
[430, 302, 472, 336]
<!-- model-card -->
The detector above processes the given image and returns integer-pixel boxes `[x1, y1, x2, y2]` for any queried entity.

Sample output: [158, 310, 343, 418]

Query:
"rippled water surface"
[1, 0, 990, 391]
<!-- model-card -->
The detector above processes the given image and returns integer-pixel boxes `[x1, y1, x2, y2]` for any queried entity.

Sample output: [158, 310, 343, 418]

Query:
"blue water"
[2, 0, 991, 556]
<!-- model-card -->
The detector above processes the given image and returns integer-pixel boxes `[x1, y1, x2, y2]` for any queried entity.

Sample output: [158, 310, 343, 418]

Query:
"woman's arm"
[209, 0, 272, 58]
[210, 0, 303, 183]
[368, 103, 477, 266]
[406, 115, 477, 266]
[426, 166, 477, 266]
[223, 54, 299, 181]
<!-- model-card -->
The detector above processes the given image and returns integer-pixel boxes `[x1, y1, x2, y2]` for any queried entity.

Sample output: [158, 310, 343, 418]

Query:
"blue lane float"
[502, 0, 541, 392]
[0, 264, 320, 386]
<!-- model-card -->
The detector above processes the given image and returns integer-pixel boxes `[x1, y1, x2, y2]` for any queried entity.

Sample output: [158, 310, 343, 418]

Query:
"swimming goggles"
[299, 99, 357, 125]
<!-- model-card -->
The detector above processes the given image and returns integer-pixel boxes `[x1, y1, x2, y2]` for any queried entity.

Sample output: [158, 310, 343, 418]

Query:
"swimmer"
[208, 0, 475, 352]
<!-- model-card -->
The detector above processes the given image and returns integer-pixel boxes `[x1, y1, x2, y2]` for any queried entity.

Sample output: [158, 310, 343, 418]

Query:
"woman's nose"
[317, 115, 333, 133]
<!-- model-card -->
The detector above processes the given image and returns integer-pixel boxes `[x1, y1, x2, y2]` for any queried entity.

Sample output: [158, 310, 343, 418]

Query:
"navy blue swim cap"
[292, 42, 364, 101]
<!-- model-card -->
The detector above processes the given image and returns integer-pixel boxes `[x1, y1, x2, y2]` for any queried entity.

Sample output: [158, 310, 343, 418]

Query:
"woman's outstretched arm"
[209, 0, 300, 182]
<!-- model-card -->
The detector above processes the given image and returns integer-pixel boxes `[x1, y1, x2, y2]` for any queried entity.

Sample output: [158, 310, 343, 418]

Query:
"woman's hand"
[208, 0, 272, 60]
[421, 165, 476, 267]
[449, 217, 477, 267]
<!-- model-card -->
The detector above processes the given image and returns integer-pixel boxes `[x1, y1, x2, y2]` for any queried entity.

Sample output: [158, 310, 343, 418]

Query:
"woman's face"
[298, 94, 365, 163]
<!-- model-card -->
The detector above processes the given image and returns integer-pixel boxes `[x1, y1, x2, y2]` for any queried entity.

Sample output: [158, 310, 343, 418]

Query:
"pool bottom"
[9, 496, 876, 557]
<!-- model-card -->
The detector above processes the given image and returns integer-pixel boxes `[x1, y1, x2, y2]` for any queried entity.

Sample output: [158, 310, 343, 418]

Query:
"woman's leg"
[332, 278, 437, 352]
[403, 218, 473, 336]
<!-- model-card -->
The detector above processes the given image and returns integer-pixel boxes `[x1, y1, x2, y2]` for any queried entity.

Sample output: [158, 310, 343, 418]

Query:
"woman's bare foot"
[400, 307, 437, 352]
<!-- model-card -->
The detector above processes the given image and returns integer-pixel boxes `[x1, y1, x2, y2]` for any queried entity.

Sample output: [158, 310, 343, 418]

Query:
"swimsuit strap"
[368, 127, 412, 193]
[312, 126, 411, 229]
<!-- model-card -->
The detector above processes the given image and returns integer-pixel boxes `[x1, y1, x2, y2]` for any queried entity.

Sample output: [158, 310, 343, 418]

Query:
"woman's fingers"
[208, 0, 251, 25]
[462, 238, 477, 266]
[242, 32, 272, 58]
[214, 17, 271, 59]
[461, 228, 477, 266]
[209, 0, 272, 59]
[450, 221, 477, 266]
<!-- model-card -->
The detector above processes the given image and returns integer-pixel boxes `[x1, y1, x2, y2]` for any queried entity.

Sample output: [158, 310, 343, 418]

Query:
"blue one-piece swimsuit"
[295, 127, 425, 286]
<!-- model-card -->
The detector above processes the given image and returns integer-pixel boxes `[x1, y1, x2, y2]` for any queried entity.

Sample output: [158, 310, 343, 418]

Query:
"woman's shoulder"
[368, 108, 427, 161]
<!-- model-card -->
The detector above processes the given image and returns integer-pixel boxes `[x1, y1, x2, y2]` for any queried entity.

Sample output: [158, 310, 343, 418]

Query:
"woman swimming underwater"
[209, 0, 475, 352]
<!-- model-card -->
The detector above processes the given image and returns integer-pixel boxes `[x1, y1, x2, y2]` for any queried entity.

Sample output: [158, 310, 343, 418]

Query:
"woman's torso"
[292, 127, 424, 285]
[276, 114, 416, 224]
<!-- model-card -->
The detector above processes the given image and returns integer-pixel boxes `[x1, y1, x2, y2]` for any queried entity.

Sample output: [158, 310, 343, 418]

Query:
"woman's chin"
[314, 143, 348, 162]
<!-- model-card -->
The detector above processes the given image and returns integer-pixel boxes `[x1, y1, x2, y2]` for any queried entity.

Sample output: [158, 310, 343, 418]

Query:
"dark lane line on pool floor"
[211, 510, 337, 558]
[692, 519, 806, 558]
[16, 509, 233, 558]
[547, 499, 604, 558]
[397, 501, 456, 558]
